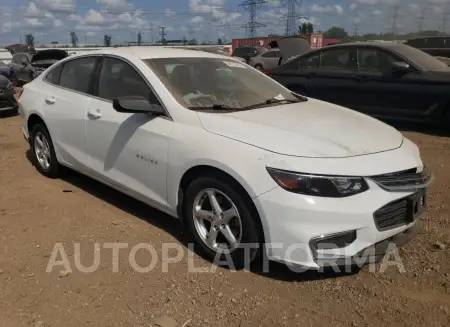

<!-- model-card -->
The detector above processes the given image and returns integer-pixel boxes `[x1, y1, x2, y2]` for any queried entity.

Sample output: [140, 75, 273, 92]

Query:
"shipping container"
[232, 36, 283, 51]
[323, 38, 341, 46]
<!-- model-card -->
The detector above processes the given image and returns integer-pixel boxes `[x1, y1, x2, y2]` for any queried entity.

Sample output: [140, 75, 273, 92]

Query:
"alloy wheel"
[34, 132, 51, 170]
[192, 188, 243, 254]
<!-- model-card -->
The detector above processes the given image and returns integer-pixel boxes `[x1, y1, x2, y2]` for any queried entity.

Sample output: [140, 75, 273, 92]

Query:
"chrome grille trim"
[368, 167, 433, 192]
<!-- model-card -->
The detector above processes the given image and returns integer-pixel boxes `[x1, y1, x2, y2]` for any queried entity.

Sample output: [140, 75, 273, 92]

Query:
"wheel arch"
[27, 113, 50, 138]
[176, 163, 266, 243]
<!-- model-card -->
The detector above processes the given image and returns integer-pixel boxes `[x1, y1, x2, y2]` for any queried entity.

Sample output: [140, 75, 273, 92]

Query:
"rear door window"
[59, 56, 98, 94]
[96, 57, 159, 103]
[320, 48, 356, 70]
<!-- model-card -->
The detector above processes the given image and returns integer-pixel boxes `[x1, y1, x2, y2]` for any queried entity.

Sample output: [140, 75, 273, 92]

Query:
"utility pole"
[281, 0, 305, 36]
[238, 0, 267, 37]
[353, 23, 360, 37]
[20, 35, 22, 44]
[442, 12, 448, 34]
[418, 7, 427, 32]
[150, 23, 154, 44]
[390, 5, 400, 36]
[159, 26, 166, 44]
[84, 34, 87, 45]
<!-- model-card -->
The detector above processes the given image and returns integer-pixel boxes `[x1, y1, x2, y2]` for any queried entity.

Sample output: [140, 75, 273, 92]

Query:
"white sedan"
[17, 47, 432, 270]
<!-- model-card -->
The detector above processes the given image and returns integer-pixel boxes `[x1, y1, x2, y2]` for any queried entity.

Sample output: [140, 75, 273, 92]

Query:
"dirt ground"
[0, 113, 449, 327]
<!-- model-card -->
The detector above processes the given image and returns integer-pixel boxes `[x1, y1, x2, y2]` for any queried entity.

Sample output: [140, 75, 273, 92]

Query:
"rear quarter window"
[44, 64, 63, 85]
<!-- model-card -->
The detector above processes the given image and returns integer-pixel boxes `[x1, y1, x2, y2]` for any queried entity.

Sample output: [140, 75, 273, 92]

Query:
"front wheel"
[254, 64, 264, 71]
[29, 124, 60, 178]
[184, 176, 262, 269]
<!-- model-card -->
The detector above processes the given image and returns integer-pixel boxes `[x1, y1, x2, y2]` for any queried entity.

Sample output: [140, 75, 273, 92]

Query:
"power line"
[238, 0, 267, 37]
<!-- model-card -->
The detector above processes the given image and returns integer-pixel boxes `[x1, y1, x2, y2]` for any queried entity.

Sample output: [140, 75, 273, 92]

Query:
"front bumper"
[254, 179, 425, 269]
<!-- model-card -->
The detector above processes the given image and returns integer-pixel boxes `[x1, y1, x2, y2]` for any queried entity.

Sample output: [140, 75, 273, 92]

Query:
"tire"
[184, 175, 262, 269]
[254, 64, 264, 71]
[29, 124, 60, 178]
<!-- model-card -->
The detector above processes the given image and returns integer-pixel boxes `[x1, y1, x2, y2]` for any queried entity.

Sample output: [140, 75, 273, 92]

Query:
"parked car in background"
[248, 48, 280, 71]
[277, 36, 311, 66]
[0, 61, 16, 83]
[6, 44, 68, 85]
[404, 36, 450, 58]
[0, 75, 17, 113]
[231, 46, 267, 63]
[268, 41, 450, 127]
[436, 56, 450, 66]
[18, 47, 432, 269]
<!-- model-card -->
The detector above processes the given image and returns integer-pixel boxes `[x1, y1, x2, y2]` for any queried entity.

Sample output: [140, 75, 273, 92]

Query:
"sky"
[0, 0, 449, 45]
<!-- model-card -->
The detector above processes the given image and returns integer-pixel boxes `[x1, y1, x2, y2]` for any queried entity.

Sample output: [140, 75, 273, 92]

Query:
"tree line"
[23, 32, 115, 47]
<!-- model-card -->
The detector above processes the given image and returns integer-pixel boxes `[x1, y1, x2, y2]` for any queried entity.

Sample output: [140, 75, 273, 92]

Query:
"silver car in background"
[248, 48, 280, 71]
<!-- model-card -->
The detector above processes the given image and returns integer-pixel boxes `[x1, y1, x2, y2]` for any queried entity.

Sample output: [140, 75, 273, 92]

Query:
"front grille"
[369, 167, 433, 191]
[374, 198, 409, 230]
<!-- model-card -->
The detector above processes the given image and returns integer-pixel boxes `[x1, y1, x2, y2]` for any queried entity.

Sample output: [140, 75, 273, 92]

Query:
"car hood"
[32, 49, 68, 63]
[5, 44, 36, 55]
[277, 36, 311, 61]
[197, 99, 404, 158]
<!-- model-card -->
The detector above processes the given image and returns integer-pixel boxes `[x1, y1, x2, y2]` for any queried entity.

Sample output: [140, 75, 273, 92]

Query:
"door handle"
[355, 75, 371, 82]
[87, 108, 102, 118]
[306, 72, 317, 78]
[45, 96, 56, 105]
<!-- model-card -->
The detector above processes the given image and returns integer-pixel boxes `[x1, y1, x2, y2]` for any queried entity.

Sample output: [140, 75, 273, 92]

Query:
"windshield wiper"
[188, 104, 237, 111]
[239, 98, 302, 111]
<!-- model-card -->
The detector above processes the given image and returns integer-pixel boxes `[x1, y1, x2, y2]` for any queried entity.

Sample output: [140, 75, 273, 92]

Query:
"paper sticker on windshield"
[223, 61, 247, 68]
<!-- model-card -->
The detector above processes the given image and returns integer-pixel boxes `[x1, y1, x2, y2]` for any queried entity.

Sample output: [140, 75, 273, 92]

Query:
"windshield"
[395, 44, 450, 71]
[144, 57, 299, 110]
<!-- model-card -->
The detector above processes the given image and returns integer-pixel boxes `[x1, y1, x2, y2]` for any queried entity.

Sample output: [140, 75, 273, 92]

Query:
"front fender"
[166, 126, 278, 211]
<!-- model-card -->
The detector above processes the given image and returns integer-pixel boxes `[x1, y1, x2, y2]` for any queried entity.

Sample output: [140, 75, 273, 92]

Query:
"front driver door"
[86, 56, 173, 208]
[351, 47, 429, 119]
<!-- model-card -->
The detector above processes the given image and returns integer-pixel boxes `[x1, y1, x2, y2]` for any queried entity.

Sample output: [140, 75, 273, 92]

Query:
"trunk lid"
[5, 44, 36, 55]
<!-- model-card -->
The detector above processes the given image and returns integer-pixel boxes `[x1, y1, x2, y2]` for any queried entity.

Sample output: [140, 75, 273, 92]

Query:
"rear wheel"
[29, 124, 60, 178]
[184, 175, 262, 269]
[444, 109, 450, 130]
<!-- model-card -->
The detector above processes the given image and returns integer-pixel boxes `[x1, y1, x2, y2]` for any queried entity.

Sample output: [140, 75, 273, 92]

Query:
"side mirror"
[112, 96, 165, 115]
[391, 61, 410, 74]
[22, 62, 27, 67]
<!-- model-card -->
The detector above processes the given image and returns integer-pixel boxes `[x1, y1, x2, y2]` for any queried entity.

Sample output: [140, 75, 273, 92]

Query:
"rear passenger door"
[86, 56, 173, 208]
[41, 56, 99, 169]
[259, 50, 280, 70]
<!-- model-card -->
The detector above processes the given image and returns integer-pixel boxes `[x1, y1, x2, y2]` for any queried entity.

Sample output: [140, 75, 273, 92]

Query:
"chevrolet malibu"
[18, 47, 433, 269]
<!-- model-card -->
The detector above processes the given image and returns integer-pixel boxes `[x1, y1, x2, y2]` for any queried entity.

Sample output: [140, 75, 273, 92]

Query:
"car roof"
[316, 41, 406, 51]
[66, 46, 228, 60]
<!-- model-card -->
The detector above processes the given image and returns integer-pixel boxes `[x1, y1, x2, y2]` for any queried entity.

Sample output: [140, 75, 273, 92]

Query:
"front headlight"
[266, 167, 369, 197]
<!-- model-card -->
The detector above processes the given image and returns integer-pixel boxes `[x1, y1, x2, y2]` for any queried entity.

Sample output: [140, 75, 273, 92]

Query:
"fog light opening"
[313, 230, 357, 251]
